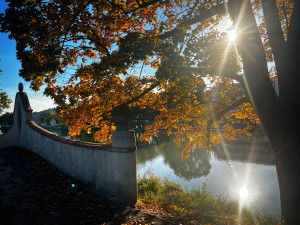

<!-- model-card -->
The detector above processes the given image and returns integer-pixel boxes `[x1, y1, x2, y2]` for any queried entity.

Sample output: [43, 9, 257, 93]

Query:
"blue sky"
[0, 1, 55, 113]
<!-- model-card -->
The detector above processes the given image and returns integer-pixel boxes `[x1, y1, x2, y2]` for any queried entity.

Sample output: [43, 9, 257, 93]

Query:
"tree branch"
[206, 96, 249, 143]
[184, 66, 246, 89]
[223, 73, 246, 90]
[85, 24, 110, 55]
[108, 0, 160, 15]
[158, 3, 226, 39]
[60, 0, 94, 51]
[125, 80, 160, 105]
[128, 0, 161, 13]
[261, 0, 285, 92]
[204, 100, 228, 107]
[98, 80, 161, 121]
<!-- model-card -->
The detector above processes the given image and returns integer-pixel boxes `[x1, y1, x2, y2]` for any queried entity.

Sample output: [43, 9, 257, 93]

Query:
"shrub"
[138, 172, 161, 202]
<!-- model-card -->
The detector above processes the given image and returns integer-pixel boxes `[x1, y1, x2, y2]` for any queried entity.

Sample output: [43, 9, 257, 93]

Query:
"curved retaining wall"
[0, 89, 137, 203]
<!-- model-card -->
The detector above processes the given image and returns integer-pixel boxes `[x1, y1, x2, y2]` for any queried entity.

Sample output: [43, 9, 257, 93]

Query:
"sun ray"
[213, 2, 261, 224]
[218, 37, 231, 75]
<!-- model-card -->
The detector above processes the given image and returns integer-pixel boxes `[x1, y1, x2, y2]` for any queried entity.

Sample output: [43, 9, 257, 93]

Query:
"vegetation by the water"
[137, 172, 283, 225]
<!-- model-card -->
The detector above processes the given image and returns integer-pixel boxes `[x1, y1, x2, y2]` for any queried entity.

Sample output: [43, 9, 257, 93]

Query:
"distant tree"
[0, 90, 11, 115]
[38, 110, 56, 125]
[131, 106, 160, 124]
[0, 56, 12, 115]
[0, 112, 13, 125]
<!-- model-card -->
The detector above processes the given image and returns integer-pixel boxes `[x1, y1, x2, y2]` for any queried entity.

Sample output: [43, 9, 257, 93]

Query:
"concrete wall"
[0, 88, 137, 203]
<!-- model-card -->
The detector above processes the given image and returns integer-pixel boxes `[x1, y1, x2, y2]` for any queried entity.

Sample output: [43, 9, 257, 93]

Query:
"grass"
[137, 172, 284, 225]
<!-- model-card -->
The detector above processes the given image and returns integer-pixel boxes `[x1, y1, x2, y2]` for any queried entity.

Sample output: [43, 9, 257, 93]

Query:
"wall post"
[109, 104, 137, 203]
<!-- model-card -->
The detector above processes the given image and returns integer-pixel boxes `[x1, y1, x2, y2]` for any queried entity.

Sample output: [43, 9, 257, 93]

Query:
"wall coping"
[26, 121, 136, 152]
[27, 120, 111, 150]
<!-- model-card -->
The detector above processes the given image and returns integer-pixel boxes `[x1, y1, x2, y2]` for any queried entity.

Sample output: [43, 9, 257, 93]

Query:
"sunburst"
[227, 29, 237, 42]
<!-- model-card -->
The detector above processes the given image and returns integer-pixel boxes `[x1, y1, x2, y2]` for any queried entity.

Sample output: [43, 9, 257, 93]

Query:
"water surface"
[137, 138, 280, 215]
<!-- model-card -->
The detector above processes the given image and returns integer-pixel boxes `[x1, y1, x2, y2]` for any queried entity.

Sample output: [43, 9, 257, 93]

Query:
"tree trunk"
[228, 0, 300, 223]
[272, 1, 300, 221]
[270, 131, 300, 224]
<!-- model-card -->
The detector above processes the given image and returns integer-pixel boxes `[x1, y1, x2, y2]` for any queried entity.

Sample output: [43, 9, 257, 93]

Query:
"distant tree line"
[0, 55, 12, 115]
[38, 109, 58, 125]
[0, 112, 13, 125]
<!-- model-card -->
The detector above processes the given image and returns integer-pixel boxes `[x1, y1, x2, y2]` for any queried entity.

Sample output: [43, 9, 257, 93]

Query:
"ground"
[0, 147, 175, 225]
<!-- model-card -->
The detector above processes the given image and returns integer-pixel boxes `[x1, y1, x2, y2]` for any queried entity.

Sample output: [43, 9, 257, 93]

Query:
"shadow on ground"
[0, 147, 174, 225]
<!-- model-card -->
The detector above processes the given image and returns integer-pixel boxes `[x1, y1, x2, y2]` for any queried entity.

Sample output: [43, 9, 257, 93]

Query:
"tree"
[0, 90, 11, 115]
[0, 0, 299, 222]
[0, 56, 12, 115]
[0, 112, 13, 125]
[38, 110, 56, 125]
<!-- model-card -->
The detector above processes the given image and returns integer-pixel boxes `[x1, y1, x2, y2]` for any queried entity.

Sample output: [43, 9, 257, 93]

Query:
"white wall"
[0, 90, 137, 203]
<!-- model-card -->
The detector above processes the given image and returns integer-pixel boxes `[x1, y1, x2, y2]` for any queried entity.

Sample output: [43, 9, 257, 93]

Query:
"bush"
[138, 172, 161, 203]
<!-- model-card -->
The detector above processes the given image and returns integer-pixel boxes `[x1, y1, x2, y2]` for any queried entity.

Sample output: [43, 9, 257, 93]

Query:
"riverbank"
[137, 173, 284, 225]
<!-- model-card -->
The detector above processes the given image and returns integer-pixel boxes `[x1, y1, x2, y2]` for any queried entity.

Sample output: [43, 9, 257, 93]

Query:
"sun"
[227, 30, 237, 42]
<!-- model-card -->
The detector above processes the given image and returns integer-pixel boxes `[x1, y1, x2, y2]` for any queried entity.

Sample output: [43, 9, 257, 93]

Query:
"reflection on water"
[138, 140, 211, 180]
[49, 127, 280, 215]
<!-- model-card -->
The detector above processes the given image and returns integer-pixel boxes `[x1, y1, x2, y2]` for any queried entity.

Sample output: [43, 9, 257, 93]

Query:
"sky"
[0, 1, 55, 113]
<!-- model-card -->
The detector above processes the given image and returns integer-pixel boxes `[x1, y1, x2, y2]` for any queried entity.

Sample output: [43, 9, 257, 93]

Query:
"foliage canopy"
[0, 0, 267, 156]
[0, 0, 297, 156]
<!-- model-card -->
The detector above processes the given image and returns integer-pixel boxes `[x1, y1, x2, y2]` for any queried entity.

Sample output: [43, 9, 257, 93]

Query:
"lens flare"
[227, 30, 237, 42]
[239, 187, 249, 200]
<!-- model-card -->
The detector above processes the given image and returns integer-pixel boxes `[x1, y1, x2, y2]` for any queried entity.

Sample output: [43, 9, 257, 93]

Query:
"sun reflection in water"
[212, 125, 258, 224]
[239, 186, 249, 200]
